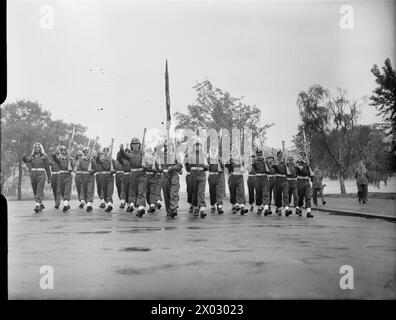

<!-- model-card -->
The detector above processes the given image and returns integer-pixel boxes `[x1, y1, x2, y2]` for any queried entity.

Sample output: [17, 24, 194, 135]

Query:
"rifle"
[302, 126, 313, 176]
[165, 60, 171, 145]
[109, 138, 115, 172]
[67, 125, 76, 171]
[141, 128, 147, 155]
[87, 137, 99, 172]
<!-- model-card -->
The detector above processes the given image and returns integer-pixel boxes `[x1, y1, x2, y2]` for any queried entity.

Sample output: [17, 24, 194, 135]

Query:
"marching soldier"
[117, 144, 132, 209]
[266, 155, 276, 212]
[273, 150, 292, 216]
[296, 151, 314, 218]
[152, 146, 163, 210]
[49, 147, 60, 208]
[119, 138, 147, 217]
[95, 158, 105, 209]
[247, 154, 256, 212]
[144, 146, 162, 213]
[114, 159, 125, 208]
[287, 156, 299, 210]
[225, 147, 248, 215]
[52, 145, 73, 212]
[207, 146, 224, 215]
[74, 151, 84, 208]
[96, 146, 116, 213]
[74, 146, 96, 212]
[22, 143, 51, 214]
[160, 142, 183, 217]
[185, 142, 208, 218]
[252, 149, 271, 215]
[184, 147, 194, 214]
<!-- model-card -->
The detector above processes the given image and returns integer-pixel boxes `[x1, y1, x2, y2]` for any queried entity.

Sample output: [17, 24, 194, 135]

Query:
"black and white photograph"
[1, 0, 395, 305]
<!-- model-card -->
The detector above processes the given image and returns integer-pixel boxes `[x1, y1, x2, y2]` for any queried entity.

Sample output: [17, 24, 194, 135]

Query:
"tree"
[369, 58, 396, 171]
[1, 100, 91, 199]
[296, 85, 360, 194]
[174, 80, 273, 148]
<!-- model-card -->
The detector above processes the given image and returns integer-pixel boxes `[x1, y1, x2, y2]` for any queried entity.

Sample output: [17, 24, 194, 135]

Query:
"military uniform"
[160, 145, 182, 217]
[247, 163, 256, 211]
[74, 152, 96, 212]
[96, 151, 116, 212]
[184, 158, 193, 213]
[207, 156, 224, 214]
[296, 158, 314, 217]
[116, 150, 131, 208]
[52, 147, 73, 212]
[185, 145, 208, 218]
[74, 152, 84, 205]
[119, 138, 147, 216]
[266, 157, 277, 209]
[252, 152, 271, 215]
[114, 160, 125, 203]
[273, 152, 292, 216]
[226, 157, 248, 215]
[49, 156, 60, 207]
[287, 160, 299, 209]
[95, 161, 105, 208]
[143, 150, 161, 213]
[23, 144, 51, 213]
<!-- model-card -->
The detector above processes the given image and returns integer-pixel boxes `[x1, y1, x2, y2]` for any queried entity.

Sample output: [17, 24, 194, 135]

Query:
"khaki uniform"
[273, 161, 289, 208]
[52, 153, 73, 205]
[185, 149, 207, 208]
[49, 158, 60, 202]
[253, 158, 270, 206]
[23, 153, 51, 203]
[74, 156, 96, 203]
[119, 148, 147, 207]
[207, 157, 224, 207]
[161, 149, 182, 214]
[96, 154, 116, 204]
[296, 161, 313, 208]
[247, 169, 256, 206]
[117, 151, 132, 204]
[287, 164, 299, 207]
[114, 160, 124, 200]
[355, 167, 369, 203]
[226, 158, 246, 205]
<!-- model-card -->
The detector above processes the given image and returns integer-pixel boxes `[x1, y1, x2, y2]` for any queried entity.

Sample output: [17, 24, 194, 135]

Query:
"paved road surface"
[7, 197, 396, 299]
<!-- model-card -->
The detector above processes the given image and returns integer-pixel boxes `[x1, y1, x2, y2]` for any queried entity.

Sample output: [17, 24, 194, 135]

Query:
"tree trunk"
[339, 172, 346, 194]
[17, 160, 22, 200]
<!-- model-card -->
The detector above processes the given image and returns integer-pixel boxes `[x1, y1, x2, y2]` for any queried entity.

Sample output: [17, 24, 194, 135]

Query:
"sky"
[5, 0, 396, 151]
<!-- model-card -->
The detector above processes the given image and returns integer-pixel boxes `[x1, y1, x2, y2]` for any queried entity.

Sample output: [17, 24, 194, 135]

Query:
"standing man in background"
[355, 161, 369, 204]
[312, 166, 326, 206]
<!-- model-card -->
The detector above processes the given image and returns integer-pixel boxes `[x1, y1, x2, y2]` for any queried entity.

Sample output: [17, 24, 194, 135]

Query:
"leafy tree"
[296, 86, 360, 194]
[174, 80, 273, 149]
[369, 58, 396, 171]
[1, 100, 91, 199]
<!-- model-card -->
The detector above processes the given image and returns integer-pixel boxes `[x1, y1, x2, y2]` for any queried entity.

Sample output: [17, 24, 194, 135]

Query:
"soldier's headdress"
[276, 150, 283, 157]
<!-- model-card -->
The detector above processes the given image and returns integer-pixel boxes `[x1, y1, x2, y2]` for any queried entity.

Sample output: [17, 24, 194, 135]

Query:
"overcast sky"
[5, 0, 396, 150]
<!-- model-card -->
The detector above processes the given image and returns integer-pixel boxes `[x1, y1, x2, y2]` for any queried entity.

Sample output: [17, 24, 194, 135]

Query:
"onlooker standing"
[312, 167, 326, 206]
[355, 161, 369, 204]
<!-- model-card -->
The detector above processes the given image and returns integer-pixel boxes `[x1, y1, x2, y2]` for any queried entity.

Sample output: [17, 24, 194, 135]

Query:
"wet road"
[7, 197, 396, 299]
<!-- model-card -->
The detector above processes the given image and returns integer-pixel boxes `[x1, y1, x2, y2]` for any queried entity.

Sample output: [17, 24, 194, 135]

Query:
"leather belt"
[130, 168, 143, 172]
[267, 174, 275, 178]
[58, 170, 70, 174]
[249, 174, 256, 177]
[208, 172, 220, 175]
[287, 177, 297, 181]
[297, 176, 310, 180]
[191, 167, 204, 171]
[51, 172, 59, 175]
[123, 172, 131, 175]
[231, 172, 243, 175]
[115, 171, 123, 174]
[75, 171, 91, 174]
[146, 172, 155, 175]
[162, 169, 169, 173]
[276, 174, 286, 177]
[31, 168, 46, 172]
[256, 173, 267, 176]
